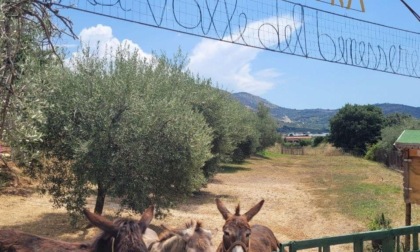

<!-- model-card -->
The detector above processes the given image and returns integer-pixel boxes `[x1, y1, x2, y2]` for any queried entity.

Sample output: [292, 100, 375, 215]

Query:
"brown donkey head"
[150, 220, 214, 252]
[83, 205, 154, 252]
[216, 198, 264, 252]
[169, 220, 214, 252]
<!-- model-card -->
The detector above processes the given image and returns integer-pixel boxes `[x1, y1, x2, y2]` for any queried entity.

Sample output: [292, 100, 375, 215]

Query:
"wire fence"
[56, 0, 420, 79]
[281, 145, 304, 155]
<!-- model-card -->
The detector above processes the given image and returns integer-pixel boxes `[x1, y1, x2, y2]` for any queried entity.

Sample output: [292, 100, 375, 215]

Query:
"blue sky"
[58, 0, 419, 110]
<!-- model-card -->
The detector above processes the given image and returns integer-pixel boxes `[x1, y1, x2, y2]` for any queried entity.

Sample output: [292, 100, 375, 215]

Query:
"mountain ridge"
[231, 92, 420, 133]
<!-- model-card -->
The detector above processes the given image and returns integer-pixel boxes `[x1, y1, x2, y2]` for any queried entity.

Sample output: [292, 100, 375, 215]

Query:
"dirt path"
[0, 155, 366, 249]
[155, 156, 365, 244]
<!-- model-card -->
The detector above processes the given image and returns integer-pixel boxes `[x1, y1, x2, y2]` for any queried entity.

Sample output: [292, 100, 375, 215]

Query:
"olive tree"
[191, 86, 265, 175]
[37, 47, 213, 218]
[0, 0, 76, 140]
[136, 52, 263, 176]
[256, 102, 279, 151]
[0, 1, 76, 188]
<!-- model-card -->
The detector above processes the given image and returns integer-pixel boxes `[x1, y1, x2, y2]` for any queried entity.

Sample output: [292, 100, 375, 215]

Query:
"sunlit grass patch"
[338, 183, 401, 220]
[267, 147, 407, 227]
[257, 145, 283, 159]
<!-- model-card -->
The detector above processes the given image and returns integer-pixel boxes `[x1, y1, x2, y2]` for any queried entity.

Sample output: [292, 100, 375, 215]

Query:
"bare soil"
[0, 146, 410, 251]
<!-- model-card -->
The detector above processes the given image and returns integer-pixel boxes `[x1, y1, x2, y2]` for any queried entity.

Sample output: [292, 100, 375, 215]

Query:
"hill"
[231, 92, 420, 133]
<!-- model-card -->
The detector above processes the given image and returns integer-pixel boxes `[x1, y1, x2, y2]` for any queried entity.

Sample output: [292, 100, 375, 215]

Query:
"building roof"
[394, 130, 420, 149]
[284, 136, 312, 142]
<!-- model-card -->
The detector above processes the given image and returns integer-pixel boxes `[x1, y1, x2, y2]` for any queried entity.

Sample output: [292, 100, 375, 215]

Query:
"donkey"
[0, 229, 90, 252]
[84, 205, 154, 252]
[0, 206, 154, 252]
[215, 198, 279, 252]
[148, 220, 214, 252]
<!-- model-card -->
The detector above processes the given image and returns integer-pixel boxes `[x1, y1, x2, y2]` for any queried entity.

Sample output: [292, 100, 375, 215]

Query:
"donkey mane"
[235, 205, 241, 216]
[94, 218, 141, 240]
[85, 205, 154, 252]
[92, 218, 145, 251]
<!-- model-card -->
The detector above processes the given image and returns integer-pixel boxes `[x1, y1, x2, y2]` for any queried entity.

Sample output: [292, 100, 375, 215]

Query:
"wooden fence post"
[406, 202, 411, 251]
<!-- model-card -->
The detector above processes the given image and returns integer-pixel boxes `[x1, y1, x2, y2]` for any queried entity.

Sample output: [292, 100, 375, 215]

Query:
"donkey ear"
[139, 205, 154, 233]
[243, 200, 264, 222]
[162, 224, 192, 241]
[83, 208, 117, 234]
[216, 198, 232, 220]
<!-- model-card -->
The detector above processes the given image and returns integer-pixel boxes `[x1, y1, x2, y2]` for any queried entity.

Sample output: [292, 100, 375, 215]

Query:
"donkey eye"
[224, 231, 230, 236]
[245, 232, 251, 237]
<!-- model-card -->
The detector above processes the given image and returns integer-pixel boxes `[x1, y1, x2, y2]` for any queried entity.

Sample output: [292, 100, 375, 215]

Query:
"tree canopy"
[0, 1, 76, 141]
[329, 104, 384, 155]
[33, 48, 216, 217]
[6, 45, 278, 221]
[366, 115, 420, 165]
[256, 102, 279, 151]
[2, 2, 280, 221]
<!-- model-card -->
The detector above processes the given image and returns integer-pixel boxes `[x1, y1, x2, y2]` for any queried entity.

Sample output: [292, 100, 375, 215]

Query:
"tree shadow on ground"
[219, 165, 252, 174]
[173, 190, 234, 213]
[0, 212, 92, 242]
[208, 178, 223, 184]
[252, 153, 271, 160]
[0, 211, 165, 243]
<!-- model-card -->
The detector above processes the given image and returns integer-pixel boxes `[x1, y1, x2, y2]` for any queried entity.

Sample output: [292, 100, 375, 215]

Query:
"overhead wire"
[400, 0, 420, 22]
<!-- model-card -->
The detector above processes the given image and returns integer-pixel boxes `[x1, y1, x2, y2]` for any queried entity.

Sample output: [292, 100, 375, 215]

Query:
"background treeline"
[366, 113, 420, 166]
[4, 45, 279, 221]
[327, 104, 420, 166]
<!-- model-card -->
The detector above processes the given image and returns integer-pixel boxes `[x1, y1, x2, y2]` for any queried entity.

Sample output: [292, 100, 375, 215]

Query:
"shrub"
[299, 139, 311, 147]
[329, 104, 384, 156]
[368, 213, 392, 231]
[368, 213, 393, 252]
[312, 136, 326, 147]
[367, 117, 420, 166]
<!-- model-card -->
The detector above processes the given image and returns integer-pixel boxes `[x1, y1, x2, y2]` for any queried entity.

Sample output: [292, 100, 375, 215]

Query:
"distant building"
[311, 133, 329, 137]
[283, 132, 328, 143]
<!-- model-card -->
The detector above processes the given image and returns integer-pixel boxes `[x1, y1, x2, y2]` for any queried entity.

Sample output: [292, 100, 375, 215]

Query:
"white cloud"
[188, 15, 299, 95]
[188, 40, 278, 94]
[68, 24, 152, 64]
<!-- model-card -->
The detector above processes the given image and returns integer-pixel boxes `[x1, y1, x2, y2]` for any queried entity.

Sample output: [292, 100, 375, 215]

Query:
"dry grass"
[1, 144, 419, 251]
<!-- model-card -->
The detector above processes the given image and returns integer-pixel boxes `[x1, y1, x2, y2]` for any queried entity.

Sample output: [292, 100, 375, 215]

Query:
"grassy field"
[1, 144, 420, 249]
[290, 148, 406, 226]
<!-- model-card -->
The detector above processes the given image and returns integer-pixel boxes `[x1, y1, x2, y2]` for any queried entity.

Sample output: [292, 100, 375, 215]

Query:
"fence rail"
[281, 146, 304, 155]
[279, 225, 420, 252]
